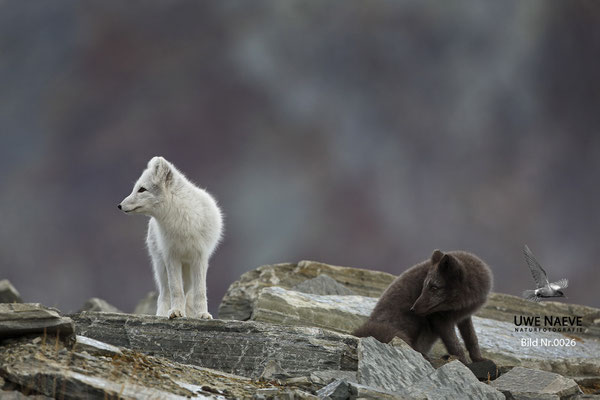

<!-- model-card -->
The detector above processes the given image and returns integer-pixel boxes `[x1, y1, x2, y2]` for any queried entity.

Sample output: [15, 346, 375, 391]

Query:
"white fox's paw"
[198, 312, 213, 320]
[168, 308, 184, 319]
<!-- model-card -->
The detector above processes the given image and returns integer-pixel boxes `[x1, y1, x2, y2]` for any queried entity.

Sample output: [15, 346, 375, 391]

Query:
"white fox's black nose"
[117, 204, 122, 210]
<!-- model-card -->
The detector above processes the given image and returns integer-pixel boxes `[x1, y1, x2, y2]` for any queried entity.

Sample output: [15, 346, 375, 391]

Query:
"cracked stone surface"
[251, 286, 376, 333]
[491, 366, 582, 399]
[357, 336, 434, 393]
[405, 361, 505, 400]
[0, 303, 73, 339]
[0, 336, 313, 399]
[71, 312, 358, 379]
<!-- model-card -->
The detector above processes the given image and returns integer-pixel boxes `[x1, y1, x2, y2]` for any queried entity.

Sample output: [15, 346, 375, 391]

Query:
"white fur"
[119, 156, 223, 319]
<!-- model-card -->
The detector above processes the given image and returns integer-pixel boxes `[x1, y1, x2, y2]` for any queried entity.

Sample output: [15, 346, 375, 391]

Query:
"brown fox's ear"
[431, 249, 444, 264]
[438, 254, 463, 281]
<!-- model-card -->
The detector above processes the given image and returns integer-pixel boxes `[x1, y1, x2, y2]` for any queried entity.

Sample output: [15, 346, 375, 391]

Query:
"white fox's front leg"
[165, 259, 186, 318]
[186, 257, 212, 319]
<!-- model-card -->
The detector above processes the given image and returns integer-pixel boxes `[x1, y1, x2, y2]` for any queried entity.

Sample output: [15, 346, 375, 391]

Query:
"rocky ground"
[1, 262, 599, 399]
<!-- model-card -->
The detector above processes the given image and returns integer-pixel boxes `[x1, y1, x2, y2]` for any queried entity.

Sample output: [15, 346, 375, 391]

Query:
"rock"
[357, 336, 434, 393]
[348, 382, 420, 400]
[218, 260, 394, 320]
[0, 390, 53, 399]
[353, 337, 502, 399]
[0, 280, 22, 303]
[71, 312, 358, 379]
[405, 360, 505, 400]
[239, 280, 600, 379]
[315, 379, 416, 400]
[292, 274, 356, 296]
[258, 359, 291, 381]
[72, 335, 123, 357]
[316, 379, 350, 400]
[491, 366, 582, 399]
[133, 291, 157, 315]
[466, 359, 500, 380]
[0, 303, 74, 339]
[0, 336, 301, 399]
[78, 298, 122, 313]
[251, 286, 376, 333]
[310, 370, 357, 386]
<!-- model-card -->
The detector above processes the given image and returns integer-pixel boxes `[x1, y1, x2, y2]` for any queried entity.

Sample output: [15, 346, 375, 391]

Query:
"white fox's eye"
[138, 187, 147, 193]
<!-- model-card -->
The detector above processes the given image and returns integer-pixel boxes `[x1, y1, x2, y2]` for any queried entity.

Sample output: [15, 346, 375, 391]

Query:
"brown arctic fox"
[353, 250, 492, 364]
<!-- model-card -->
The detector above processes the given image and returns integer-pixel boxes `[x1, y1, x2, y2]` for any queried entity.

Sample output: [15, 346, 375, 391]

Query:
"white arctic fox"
[118, 156, 223, 319]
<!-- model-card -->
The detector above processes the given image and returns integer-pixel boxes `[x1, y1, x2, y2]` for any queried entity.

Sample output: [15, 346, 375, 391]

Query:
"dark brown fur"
[353, 250, 492, 363]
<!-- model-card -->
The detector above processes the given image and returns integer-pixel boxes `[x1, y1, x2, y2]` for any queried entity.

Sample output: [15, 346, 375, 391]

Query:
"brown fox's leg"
[432, 319, 468, 364]
[457, 316, 484, 362]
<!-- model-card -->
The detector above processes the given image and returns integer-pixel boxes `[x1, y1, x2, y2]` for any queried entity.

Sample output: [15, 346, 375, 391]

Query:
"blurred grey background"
[1, 1, 599, 315]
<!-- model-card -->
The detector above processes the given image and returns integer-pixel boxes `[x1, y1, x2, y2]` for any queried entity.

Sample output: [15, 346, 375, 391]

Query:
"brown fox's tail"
[522, 289, 539, 302]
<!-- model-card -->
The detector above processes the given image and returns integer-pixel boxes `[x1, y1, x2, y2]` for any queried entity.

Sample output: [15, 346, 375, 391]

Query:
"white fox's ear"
[149, 156, 173, 187]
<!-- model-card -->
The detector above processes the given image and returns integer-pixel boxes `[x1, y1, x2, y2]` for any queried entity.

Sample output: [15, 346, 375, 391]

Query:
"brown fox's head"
[410, 249, 464, 316]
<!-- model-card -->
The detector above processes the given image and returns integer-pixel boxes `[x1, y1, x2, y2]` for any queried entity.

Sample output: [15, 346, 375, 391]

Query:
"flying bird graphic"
[522, 245, 568, 302]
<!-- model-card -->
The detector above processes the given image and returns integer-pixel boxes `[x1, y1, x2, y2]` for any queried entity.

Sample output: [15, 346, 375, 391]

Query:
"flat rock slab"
[0, 336, 310, 399]
[317, 379, 416, 400]
[0, 280, 22, 304]
[71, 312, 358, 379]
[218, 260, 395, 320]
[357, 336, 434, 393]
[72, 335, 123, 357]
[491, 366, 582, 399]
[0, 303, 74, 339]
[252, 286, 376, 333]
[405, 360, 505, 400]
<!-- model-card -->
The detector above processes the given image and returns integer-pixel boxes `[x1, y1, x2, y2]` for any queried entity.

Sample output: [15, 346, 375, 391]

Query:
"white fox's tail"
[522, 289, 539, 302]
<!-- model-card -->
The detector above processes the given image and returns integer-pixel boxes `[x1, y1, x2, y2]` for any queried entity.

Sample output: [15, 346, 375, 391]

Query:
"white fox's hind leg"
[152, 257, 171, 317]
[165, 258, 186, 319]
[186, 257, 211, 319]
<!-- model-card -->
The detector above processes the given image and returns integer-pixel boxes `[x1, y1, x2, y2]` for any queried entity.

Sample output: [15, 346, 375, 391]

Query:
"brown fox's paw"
[466, 359, 499, 380]
[168, 308, 184, 319]
[198, 312, 213, 319]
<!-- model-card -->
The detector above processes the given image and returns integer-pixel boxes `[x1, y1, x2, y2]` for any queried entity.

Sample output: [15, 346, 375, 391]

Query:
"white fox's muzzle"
[118, 203, 142, 213]
[118, 194, 145, 214]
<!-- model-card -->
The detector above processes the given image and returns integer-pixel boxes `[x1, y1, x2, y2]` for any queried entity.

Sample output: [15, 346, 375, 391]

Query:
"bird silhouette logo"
[522, 245, 568, 302]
